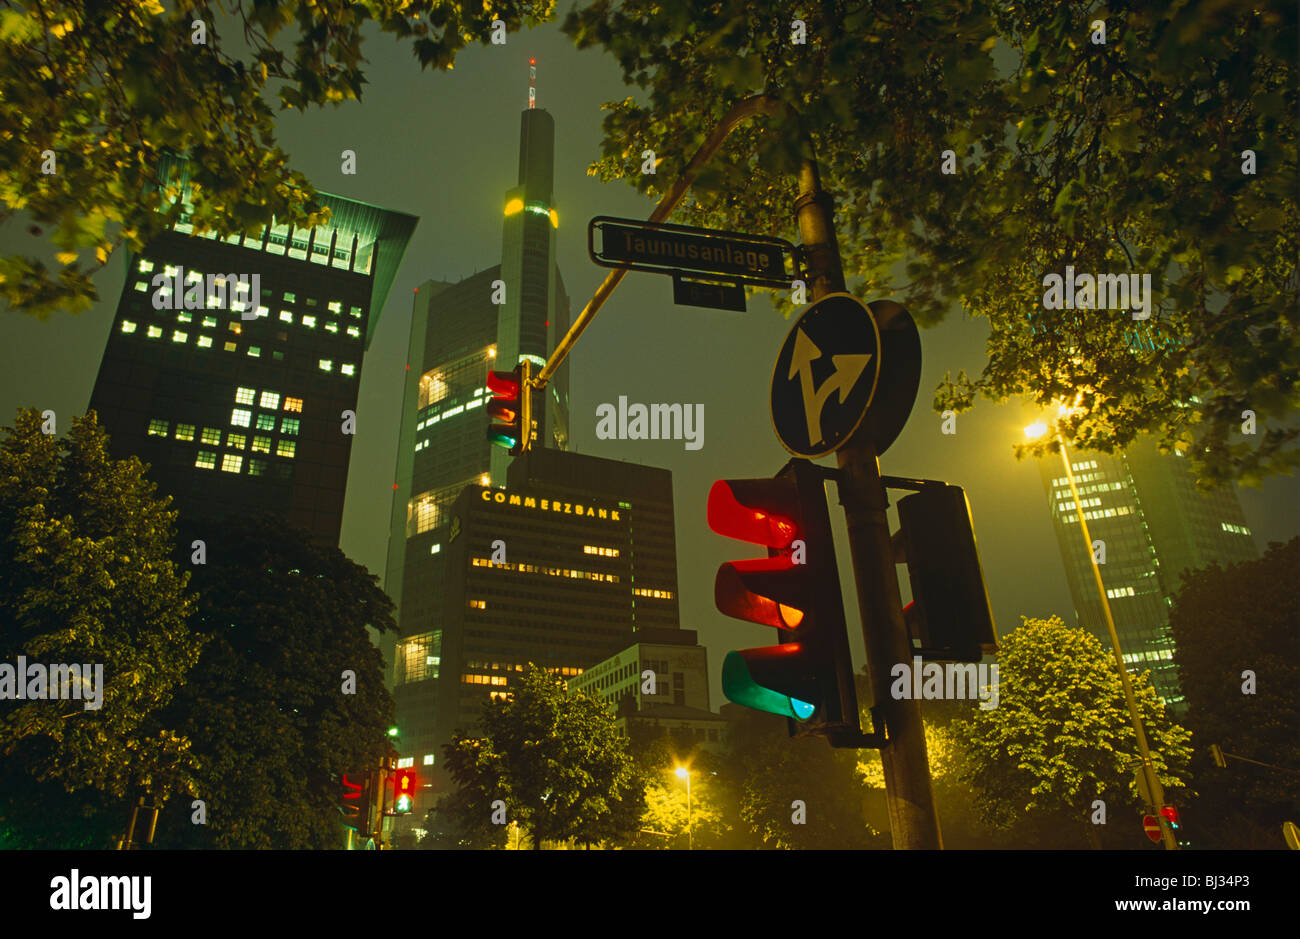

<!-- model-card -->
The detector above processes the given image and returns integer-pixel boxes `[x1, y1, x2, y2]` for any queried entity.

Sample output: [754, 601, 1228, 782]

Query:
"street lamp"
[674, 766, 692, 851]
[1024, 409, 1178, 851]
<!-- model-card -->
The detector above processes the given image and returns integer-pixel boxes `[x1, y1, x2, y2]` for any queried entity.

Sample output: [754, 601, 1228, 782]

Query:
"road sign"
[770, 294, 920, 458]
[673, 274, 746, 311]
[1284, 821, 1300, 850]
[588, 216, 795, 288]
[1143, 815, 1161, 843]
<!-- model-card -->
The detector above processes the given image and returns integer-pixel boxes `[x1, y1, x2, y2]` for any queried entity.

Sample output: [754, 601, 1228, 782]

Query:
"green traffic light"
[387, 727, 399, 737]
[722, 651, 815, 720]
[487, 429, 518, 449]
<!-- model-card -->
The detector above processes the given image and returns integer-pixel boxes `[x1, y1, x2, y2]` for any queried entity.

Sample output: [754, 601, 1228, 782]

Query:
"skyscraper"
[1036, 437, 1259, 709]
[384, 72, 570, 685]
[88, 157, 417, 544]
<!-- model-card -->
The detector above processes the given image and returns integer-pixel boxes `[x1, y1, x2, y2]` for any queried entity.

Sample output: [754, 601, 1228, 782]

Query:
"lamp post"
[675, 766, 692, 851]
[1025, 414, 1178, 851]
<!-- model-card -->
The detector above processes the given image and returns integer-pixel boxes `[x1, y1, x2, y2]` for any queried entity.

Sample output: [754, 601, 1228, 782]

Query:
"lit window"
[248, 458, 267, 477]
[328, 301, 342, 314]
[221, 454, 243, 473]
[228, 321, 241, 332]
[276, 440, 296, 458]
[202, 316, 217, 328]
[283, 397, 303, 413]
[197, 336, 213, 348]
[283, 292, 295, 302]
[469, 600, 486, 610]
[223, 341, 237, 352]
[235, 387, 256, 405]
[174, 424, 195, 442]
[164, 265, 178, 277]
[346, 326, 360, 338]
[324, 322, 338, 333]
[256, 414, 276, 431]
[231, 408, 252, 427]
[147, 419, 168, 437]
[247, 346, 261, 357]
[133, 281, 147, 292]
[259, 391, 281, 409]
[318, 359, 333, 372]
[422, 754, 434, 766]
[251, 436, 271, 454]
[177, 312, 192, 323]
[349, 305, 362, 318]
[279, 310, 293, 323]
[302, 315, 316, 328]
[170, 330, 187, 343]
[305, 297, 317, 308]
[146, 326, 163, 339]
[341, 363, 356, 377]
[138, 259, 154, 273]
[256, 306, 269, 318]
[272, 350, 284, 361]
[200, 428, 221, 445]
[121, 320, 137, 334]
[226, 433, 246, 450]
[429, 543, 441, 555]
[195, 451, 216, 470]
[280, 417, 300, 435]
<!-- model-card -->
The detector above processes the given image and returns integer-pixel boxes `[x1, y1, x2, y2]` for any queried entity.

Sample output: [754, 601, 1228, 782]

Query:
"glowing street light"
[674, 766, 692, 851]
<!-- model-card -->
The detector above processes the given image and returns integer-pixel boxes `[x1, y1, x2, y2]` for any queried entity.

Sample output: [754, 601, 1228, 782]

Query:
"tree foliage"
[440, 665, 644, 848]
[624, 727, 734, 849]
[955, 616, 1192, 848]
[0, 408, 203, 847]
[564, 0, 1299, 484]
[1168, 539, 1300, 848]
[152, 513, 396, 849]
[0, 0, 555, 317]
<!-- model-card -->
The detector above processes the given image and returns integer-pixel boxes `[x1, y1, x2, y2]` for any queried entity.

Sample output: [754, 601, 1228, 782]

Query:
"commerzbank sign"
[478, 487, 622, 521]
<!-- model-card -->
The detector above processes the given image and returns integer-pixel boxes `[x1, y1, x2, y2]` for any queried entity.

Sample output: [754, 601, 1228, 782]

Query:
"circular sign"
[770, 293, 920, 457]
[1143, 816, 1161, 843]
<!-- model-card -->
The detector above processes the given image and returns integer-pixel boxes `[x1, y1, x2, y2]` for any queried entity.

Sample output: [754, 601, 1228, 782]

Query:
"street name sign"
[588, 216, 795, 289]
[672, 274, 747, 312]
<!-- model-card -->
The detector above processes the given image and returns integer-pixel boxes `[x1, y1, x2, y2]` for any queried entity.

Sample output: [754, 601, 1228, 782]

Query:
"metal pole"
[1056, 436, 1178, 850]
[685, 772, 692, 851]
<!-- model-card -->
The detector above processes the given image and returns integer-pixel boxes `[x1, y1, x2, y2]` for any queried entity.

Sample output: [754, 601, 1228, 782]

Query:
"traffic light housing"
[708, 460, 857, 734]
[893, 483, 997, 661]
[485, 360, 533, 455]
[339, 773, 368, 832]
[1160, 805, 1180, 831]
[393, 768, 416, 815]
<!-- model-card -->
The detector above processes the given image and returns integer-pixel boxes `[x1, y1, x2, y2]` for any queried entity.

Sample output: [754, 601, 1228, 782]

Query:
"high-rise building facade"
[1036, 437, 1259, 709]
[390, 448, 683, 805]
[89, 160, 416, 544]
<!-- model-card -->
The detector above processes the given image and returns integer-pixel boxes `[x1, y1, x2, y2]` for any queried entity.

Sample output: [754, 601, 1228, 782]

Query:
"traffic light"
[893, 483, 997, 661]
[393, 768, 417, 815]
[485, 360, 533, 455]
[708, 459, 857, 732]
[339, 773, 367, 831]
[1160, 805, 1180, 831]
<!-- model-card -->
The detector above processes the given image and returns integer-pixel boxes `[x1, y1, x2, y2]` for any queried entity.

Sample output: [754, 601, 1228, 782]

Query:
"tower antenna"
[528, 57, 536, 109]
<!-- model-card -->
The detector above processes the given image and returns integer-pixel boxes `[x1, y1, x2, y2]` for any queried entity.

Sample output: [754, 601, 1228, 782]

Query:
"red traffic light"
[1160, 805, 1180, 829]
[393, 768, 417, 815]
[707, 478, 800, 548]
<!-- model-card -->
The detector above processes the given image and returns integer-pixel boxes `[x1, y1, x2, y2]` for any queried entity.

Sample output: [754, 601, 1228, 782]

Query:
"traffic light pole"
[792, 162, 943, 851]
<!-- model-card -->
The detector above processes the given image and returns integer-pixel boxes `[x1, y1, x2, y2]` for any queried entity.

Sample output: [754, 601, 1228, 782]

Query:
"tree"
[724, 707, 880, 849]
[0, 0, 556, 317]
[1168, 539, 1300, 849]
[954, 616, 1192, 848]
[151, 513, 397, 849]
[440, 665, 644, 848]
[0, 408, 203, 848]
[563, 1, 1299, 484]
[623, 726, 735, 849]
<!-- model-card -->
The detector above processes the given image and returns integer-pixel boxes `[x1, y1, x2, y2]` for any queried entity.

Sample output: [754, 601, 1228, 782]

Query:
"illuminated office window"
[226, 433, 246, 450]
[221, 454, 242, 473]
[195, 451, 216, 470]
[171, 330, 187, 343]
[247, 346, 261, 357]
[280, 310, 293, 323]
[422, 755, 434, 766]
[133, 281, 147, 292]
[346, 325, 360, 338]
[197, 336, 213, 348]
[302, 315, 316, 328]
[147, 419, 168, 437]
[324, 322, 338, 334]
[255, 306, 269, 318]
[121, 320, 137, 334]
[255, 414, 275, 431]
[174, 424, 195, 442]
[259, 391, 281, 410]
[235, 387, 256, 406]
[328, 301, 342, 314]
[251, 436, 271, 454]
[227, 322, 241, 333]
[276, 440, 296, 458]
[349, 305, 362, 318]
[283, 292, 295, 302]
[138, 259, 154, 273]
[283, 397, 303, 413]
[469, 600, 487, 610]
[429, 543, 441, 555]
[341, 364, 355, 377]
[177, 312, 192, 323]
[146, 326, 163, 339]
[223, 341, 237, 352]
[318, 359, 333, 372]
[200, 428, 221, 446]
[231, 408, 252, 427]
[280, 417, 300, 436]
[202, 316, 217, 328]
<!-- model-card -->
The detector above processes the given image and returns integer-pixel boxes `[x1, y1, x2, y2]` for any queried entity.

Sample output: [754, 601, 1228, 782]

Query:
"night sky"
[3, 20, 1296, 708]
